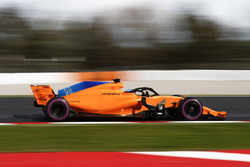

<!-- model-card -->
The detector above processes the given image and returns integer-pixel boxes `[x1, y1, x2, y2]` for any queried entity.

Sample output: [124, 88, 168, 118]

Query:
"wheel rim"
[49, 102, 68, 119]
[50, 103, 67, 118]
[184, 102, 200, 118]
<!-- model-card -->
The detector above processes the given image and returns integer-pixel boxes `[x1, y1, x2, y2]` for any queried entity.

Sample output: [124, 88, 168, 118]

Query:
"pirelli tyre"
[45, 97, 70, 121]
[178, 98, 203, 121]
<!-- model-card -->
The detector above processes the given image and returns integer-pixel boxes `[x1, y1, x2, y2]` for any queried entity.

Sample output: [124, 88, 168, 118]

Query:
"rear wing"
[30, 85, 55, 106]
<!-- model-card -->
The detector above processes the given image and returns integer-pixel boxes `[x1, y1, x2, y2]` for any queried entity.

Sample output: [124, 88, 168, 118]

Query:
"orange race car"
[30, 79, 227, 121]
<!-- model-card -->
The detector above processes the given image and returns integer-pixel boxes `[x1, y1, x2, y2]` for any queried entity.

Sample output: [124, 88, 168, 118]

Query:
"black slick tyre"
[45, 97, 70, 121]
[178, 97, 203, 121]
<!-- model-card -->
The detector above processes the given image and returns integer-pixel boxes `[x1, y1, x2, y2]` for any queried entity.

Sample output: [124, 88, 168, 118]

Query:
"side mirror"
[113, 78, 120, 83]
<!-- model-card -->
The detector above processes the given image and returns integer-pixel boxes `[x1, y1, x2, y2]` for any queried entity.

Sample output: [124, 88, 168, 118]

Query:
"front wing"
[202, 106, 227, 119]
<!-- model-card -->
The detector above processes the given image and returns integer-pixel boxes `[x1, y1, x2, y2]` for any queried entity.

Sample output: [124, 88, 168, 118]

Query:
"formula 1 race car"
[30, 79, 227, 121]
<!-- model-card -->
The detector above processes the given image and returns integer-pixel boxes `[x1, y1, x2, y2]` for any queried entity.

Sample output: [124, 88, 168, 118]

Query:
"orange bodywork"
[30, 85, 55, 106]
[31, 81, 227, 119]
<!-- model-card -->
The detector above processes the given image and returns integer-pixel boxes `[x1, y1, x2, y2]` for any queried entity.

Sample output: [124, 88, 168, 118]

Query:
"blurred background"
[0, 0, 250, 72]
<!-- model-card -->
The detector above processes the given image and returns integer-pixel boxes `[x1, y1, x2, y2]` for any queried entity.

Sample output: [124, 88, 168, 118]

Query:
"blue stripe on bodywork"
[58, 81, 110, 97]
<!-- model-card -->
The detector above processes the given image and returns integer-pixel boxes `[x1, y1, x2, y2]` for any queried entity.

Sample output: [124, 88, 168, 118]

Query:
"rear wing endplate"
[30, 85, 55, 106]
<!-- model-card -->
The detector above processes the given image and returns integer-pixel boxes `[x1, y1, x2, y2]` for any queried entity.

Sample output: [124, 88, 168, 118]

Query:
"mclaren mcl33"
[31, 79, 227, 121]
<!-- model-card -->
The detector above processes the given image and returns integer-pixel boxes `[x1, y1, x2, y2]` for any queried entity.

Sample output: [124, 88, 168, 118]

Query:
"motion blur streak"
[0, 5, 250, 72]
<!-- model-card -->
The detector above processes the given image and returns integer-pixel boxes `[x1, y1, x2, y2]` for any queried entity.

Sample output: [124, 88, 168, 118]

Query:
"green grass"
[0, 123, 249, 153]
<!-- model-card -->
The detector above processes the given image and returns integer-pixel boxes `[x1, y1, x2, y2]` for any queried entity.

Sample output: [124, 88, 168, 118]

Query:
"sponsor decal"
[69, 100, 80, 103]
[102, 93, 120, 95]
[64, 87, 73, 96]
[38, 99, 46, 101]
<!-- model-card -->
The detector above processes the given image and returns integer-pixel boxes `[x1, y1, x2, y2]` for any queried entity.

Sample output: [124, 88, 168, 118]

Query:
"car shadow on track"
[12, 114, 223, 123]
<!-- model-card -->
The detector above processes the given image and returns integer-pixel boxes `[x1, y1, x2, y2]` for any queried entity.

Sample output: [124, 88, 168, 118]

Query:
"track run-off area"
[0, 150, 249, 167]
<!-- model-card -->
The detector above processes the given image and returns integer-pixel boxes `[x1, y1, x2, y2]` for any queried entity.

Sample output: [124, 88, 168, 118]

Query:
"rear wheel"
[45, 97, 70, 121]
[178, 98, 203, 121]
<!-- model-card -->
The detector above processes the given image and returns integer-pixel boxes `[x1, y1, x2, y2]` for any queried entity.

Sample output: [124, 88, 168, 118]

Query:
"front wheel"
[178, 98, 203, 121]
[45, 97, 70, 121]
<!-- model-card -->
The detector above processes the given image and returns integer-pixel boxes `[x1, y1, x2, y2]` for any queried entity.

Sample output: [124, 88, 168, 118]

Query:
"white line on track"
[50, 122, 135, 125]
[0, 123, 15, 125]
[169, 121, 250, 123]
[47, 121, 249, 124]
[0, 121, 249, 125]
[128, 151, 250, 162]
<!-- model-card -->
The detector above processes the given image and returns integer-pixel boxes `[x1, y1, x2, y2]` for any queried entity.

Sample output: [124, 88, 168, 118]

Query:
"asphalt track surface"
[0, 97, 249, 123]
